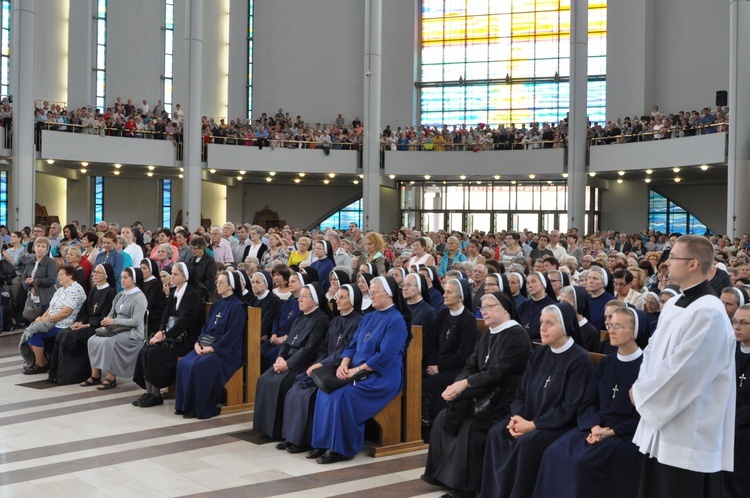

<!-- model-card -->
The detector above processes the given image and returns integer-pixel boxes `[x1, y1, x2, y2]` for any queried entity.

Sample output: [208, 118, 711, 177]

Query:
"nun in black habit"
[247, 270, 283, 343]
[419, 265, 445, 314]
[47, 263, 117, 385]
[422, 278, 478, 425]
[559, 284, 600, 352]
[479, 301, 594, 498]
[277, 284, 363, 453]
[402, 272, 436, 366]
[253, 281, 330, 440]
[139, 258, 167, 337]
[357, 272, 375, 314]
[422, 291, 532, 496]
[518, 271, 558, 342]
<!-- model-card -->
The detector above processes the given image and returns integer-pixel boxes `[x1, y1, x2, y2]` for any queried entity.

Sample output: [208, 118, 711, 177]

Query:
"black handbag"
[198, 335, 217, 348]
[310, 364, 372, 394]
[94, 325, 131, 337]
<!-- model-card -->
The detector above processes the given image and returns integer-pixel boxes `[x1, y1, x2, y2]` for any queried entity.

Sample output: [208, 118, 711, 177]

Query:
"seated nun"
[276, 284, 363, 454]
[558, 285, 600, 352]
[422, 292, 532, 497]
[401, 272, 436, 367]
[586, 266, 616, 332]
[422, 278, 478, 427]
[261, 271, 305, 373]
[173, 271, 245, 419]
[309, 276, 410, 464]
[310, 241, 336, 292]
[534, 307, 644, 498]
[725, 303, 750, 497]
[139, 258, 167, 339]
[253, 282, 330, 440]
[419, 265, 445, 314]
[247, 269, 283, 345]
[507, 271, 528, 309]
[357, 272, 375, 314]
[518, 271, 557, 342]
[480, 302, 594, 498]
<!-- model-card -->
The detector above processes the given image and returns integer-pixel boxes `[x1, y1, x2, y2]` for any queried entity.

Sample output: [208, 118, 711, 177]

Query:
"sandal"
[80, 377, 101, 387]
[96, 379, 117, 390]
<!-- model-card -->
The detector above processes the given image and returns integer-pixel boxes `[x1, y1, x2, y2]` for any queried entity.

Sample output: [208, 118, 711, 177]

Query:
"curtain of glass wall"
[247, 0, 254, 120]
[0, 170, 7, 226]
[0, 0, 10, 100]
[94, 0, 107, 111]
[419, 0, 606, 126]
[648, 189, 708, 235]
[401, 180, 598, 234]
[163, 0, 174, 114]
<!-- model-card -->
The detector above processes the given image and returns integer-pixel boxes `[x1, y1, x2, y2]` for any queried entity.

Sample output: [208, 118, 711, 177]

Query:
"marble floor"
[0, 332, 444, 497]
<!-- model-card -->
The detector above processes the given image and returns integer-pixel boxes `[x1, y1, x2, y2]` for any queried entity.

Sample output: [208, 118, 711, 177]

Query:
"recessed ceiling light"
[353, 180, 359, 185]
[674, 177, 681, 182]
[209, 169, 216, 174]
[294, 178, 301, 183]
[547, 180, 553, 184]
[147, 172, 153, 177]
[359, 174, 364, 179]
[617, 179, 623, 184]
[269, 171, 275, 176]
[424, 175, 431, 180]
[562, 173, 569, 178]
[81, 162, 88, 167]
[237, 176, 243, 181]
[700, 165, 709, 171]
[80, 168, 87, 173]
[409, 180, 415, 185]
[528, 174, 536, 179]
[459, 175, 467, 180]
[645, 178, 651, 183]
[589, 172, 596, 177]
[673, 167, 680, 173]
[494, 175, 501, 180]
[646, 169, 653, 174]
[511, 180, 517, 184]
[240, 170, 246, 175]
[323, 179, 330, 184]
[618, 171, 625, 176]
[114, 171, 120, 176]
[298, 172, 306, 177]
[179, 167, 183, 172]
[115, 163, 122, 169]
[265, 177, 272, 182]
[148, 165, 155, 171]
[389, 174, 396, 179]
[328, 173, 336, 178]
[46, 159, 54, 165]
[178, 174, 183, 178]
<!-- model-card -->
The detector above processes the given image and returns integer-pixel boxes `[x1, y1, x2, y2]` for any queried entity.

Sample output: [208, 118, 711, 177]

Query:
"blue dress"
[262, 296, 302, 372]
[534, 351, 643, 498]
[311, 258, 335, 292]
[588, 292, 616, 332]
[174, 295, 245, 419]
[429, 286, 445, 315]
[311, 305, 408, 458]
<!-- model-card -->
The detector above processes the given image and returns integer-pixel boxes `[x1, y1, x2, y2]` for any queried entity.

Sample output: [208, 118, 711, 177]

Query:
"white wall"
[202, 0, 230, 119]
[381, 0, 418, 126]
[67, 0, 93, 109]
[35, 0, 69, 104]
[102, 177, 161, 229]
[598, 179, 650, 234]
[66, 176, 91, 226]
[201, 181, 227, 227]
[106, 0, 164, 107]
[35, 172, 67, 224]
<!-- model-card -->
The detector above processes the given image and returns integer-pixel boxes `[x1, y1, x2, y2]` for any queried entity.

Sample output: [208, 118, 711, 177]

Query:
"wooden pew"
[369, 324, 429, 457]
[220, 306, 262, 414]
[532, 341, 605, 365]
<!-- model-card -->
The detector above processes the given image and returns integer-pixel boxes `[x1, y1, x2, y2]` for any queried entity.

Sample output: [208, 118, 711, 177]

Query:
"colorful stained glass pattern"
[420, 0, 606, 126]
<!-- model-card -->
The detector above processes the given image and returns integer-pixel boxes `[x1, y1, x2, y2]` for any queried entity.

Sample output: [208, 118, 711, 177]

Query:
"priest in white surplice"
[630, 235, 735, 497]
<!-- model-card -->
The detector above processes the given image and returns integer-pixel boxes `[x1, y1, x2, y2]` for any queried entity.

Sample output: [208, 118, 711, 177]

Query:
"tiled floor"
[0, 332, 444, 497]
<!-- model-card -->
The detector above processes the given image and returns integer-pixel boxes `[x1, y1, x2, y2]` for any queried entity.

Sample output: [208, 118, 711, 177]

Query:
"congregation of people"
[2, 217, 747, 497]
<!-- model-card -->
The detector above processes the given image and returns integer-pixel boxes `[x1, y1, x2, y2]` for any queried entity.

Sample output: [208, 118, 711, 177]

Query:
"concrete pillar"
[67, 0, 94, 110]
[362, 0, 382, 232]
[183, 0, 203, 231]
[11, 0, 36, 230]
[727, 0, 750, 237]
[566, 0, 587, 233]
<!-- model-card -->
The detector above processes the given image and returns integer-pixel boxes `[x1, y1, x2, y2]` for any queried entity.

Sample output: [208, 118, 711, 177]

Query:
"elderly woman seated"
[83, 267, 148, 390]
[19, 265, 87, 374]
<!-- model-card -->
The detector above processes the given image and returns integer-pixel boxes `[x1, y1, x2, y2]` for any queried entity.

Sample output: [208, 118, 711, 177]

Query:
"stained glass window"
[420, 0, 606, 126]
[648, 190, 707, 235]
[95, 0, 107, 111]
[163, 0, 174, 114]
[319, 199, 363, 231]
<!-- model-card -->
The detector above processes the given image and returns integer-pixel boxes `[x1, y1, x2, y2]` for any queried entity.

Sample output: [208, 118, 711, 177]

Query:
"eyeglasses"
[732, 319, 750, 327]
[480, 304, 501, 313]
[606, 324, 632, 332]
[668, 255, 695, 262]
[403, 283, 418, 289]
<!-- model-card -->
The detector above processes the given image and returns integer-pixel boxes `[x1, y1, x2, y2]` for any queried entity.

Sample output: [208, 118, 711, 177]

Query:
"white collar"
[144, 275, 156, 282]
[741, 345, 750, 354]
[490, 319, 520, 334]
[256, 289, 269, 300]
[551, 336, 575, 354]
[96, 283, 110, 290]
[340, 308, 354, 316]
[578, 317, 589, 326]
[450, 305, 465, 316]
[617, 348, 643, 362]
[123, 286, 141, 295]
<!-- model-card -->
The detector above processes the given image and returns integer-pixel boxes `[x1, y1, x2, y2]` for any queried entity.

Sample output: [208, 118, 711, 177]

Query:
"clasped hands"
[507, 415, 535, 438]
[586, 425, 615, 445]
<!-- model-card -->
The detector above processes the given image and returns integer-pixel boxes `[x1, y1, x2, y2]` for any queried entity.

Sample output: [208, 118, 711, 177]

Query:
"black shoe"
[46, 377, 57, 384]
[182, 411, 196, 419]
[316, 450, 350, 464]
[305, 448, 326, 460]
[23, 363, 50, 375]
[139, 395, 164, 408]
[174, 409, 185, 415]
[132, 393, 151, 406]
[286, 444, 312, 454]
[275, 441, 291, 450]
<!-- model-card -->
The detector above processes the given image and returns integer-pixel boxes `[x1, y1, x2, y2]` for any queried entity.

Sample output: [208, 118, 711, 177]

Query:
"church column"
[362, 0, 382, 232]
[727, 0, 750, 237]
[183, 0, 203, 231]
[566, 0, 587, 233]
[10, 0, 36, 230]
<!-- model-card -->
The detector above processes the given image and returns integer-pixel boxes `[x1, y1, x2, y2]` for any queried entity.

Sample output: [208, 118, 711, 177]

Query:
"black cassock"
[141, 278, 167, 336]
[281, 310, 362, 447]
[480, 340, 594, 498]
[48, 285, 116, 385]
[422, 307, 478, 423]
[253, 308, 329, 440]
[724, 344, 750, 498]
[534, 350, 643, 498]
[423, 321, 532, 494]
[133, 284, 204, 389]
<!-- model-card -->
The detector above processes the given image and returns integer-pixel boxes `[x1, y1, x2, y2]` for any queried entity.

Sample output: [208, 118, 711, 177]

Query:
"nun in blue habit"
[534, 306, 644, 498]
[480, 301, 594, 498]
[174, 270, 245, 419]
[310, 276, 410, 464]
[277, 284, 363, 453]
[261, 271, 305, 373]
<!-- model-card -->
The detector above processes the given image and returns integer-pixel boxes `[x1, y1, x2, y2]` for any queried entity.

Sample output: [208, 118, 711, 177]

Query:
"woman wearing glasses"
[535, 306, 644, 498]
[422, 291, 532, 497]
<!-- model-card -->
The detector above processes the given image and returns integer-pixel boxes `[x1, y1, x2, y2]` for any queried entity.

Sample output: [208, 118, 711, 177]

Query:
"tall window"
[163, 0, 174, 114]
[0, 170, 7, 226]
[648, 190, 707, 235]
[94, 176, 104, 224]
[247, 0, 254, 119]
[419, 0, 607, 126]
[319, 199, 363, 231]
[162, 179, 172, 229]
[94, 0, 107, 111]
[0, 0, 10, 100]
